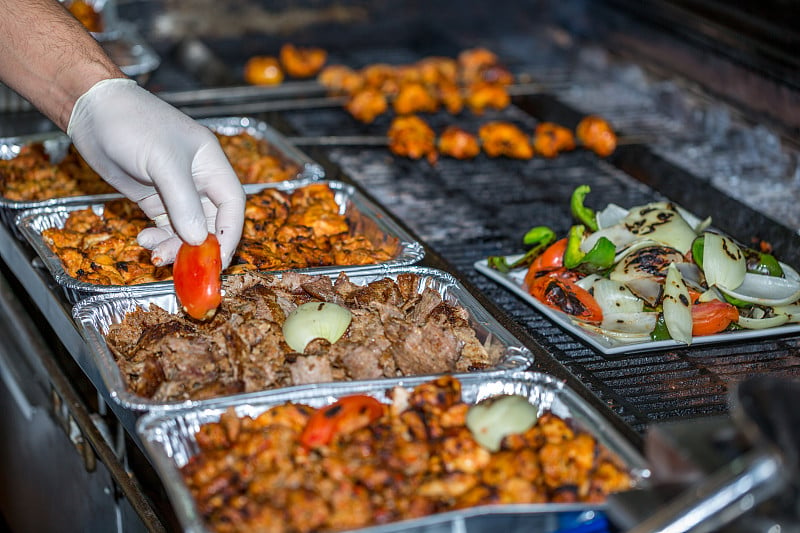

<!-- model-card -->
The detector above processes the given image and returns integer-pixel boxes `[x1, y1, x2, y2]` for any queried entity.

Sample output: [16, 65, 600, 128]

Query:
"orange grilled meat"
[576, 115, 617, 157]
[464, 82, 511, 114]
[345, 88, 389, 123]
[181, 376, 632, 532]
[66, 0, 102, 32]
[44, 184, 399, 286]
[533, 122, 576, 158]
[478, 121, 534, 159]
[243, 55, 284, 85]
[438, 126, 481, 160]
[393, 82, 439, 115]
[387, 115, 438, 164]
[318, 64, 365, 95]
[279, 43, 328, 78]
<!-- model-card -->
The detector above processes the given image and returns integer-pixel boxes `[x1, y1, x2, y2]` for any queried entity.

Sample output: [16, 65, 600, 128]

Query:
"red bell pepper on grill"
[528, 268, 603, 325]
[691, 300, 739, 336]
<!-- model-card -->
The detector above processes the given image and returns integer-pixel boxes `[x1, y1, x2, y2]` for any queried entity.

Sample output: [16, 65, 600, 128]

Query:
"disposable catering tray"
[136, 370, 650, 533]
[72, 266, 535, 414]
[0, 116, 324, 229]
[18, 179, 424, 303]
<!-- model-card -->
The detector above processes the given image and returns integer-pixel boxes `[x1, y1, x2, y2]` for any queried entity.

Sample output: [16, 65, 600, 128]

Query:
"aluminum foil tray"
[17, 179, 424, 303]
[72, 266, 534, 413]
[0, 116, 323, 230]
[136, 370, 650, 533]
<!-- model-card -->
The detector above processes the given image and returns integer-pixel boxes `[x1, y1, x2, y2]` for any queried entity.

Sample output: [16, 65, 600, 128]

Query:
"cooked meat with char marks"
[105, 272, 503, 401]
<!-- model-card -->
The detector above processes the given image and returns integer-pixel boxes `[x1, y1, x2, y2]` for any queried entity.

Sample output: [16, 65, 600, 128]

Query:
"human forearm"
[0, 0, 125, 130]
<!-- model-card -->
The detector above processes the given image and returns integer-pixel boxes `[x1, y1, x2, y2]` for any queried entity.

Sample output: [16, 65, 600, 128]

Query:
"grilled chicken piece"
[279, 43, 327, 78]
[478, 121, 534, 159]
[464, 82, 511, 114]
[180, 375, 632, 532]
[387, 115, 438, 164]
[393, 82, 439, 115]
[533, 122, 576, 158]
[438, 126, 480, 160]
[345, 88, 389, 123]
[416, 56, 459, 86]
[243, 55, 284, 85]
[318, 64, 365, 94]
[576, 115, 617, 157]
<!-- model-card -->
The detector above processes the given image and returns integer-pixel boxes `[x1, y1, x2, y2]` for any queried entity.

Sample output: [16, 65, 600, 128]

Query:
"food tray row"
[0, 116, 324, 228]
[138, 370, 650, 533]
[1, 110, 649, 530]
[18, 179, 424, 302]
[72, 266, 534, 413]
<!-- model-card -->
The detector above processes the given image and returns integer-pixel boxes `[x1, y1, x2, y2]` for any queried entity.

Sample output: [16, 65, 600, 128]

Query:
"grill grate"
[277, 51, 800, 435]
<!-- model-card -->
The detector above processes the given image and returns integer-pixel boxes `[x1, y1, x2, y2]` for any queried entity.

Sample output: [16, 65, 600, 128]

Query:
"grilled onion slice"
[283, 302, 352, 353]
[701, 232, 746, 292]
[663, 263, 693, 345]
[718, 263, 800, 306]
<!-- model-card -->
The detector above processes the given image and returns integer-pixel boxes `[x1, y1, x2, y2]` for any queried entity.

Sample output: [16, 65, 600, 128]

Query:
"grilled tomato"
[174, 234, 222, 320]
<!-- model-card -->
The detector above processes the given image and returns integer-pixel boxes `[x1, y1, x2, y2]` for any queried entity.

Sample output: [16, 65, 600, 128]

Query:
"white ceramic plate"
[475, 254, 800, 355]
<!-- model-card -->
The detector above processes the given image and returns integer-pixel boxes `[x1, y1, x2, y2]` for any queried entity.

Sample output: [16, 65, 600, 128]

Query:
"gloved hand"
[67, 78, 245, 268]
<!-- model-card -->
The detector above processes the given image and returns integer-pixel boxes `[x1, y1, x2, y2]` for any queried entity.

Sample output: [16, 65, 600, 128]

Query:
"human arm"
[0, 0, 245, 266]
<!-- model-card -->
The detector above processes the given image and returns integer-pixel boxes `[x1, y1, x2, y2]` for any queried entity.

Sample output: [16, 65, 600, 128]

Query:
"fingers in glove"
[192, 142, 246, 269]
[137, 226, 179, 266]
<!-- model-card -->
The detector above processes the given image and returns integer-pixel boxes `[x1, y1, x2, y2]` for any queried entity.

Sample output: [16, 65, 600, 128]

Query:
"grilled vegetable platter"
[476, 185, 800, 354]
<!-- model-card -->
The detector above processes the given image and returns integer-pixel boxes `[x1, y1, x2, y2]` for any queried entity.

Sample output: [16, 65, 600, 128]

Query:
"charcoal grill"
[1, 1, 800, 531]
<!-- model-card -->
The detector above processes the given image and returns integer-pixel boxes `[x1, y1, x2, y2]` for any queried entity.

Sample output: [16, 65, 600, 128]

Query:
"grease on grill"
[181, 376, 632, 532]
[104, 273, 502, 400]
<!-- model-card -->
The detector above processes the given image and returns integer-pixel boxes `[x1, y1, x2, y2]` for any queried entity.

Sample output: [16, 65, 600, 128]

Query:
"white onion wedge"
[575, 274, 603, 291]
[601, 311, 659, 334]
[623, 202, 698, 254]
[283, 302, 352, 353]
[597, 203, 629, 229]
[663, 263, 693, 345]
[581, 224, 638, 253]
[719, 268, 800, 306]
[593, 279, 644, 315]
[737, 314, 790, 330]
[702, 232, 746, 291]
[575, 321, 653, 341]
[773, 304, 800, 322]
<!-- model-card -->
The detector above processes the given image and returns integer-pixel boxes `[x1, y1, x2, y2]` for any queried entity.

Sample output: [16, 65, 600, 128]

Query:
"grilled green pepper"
[563, 225, 615, 272]
[650, 314, 671, 341]
[488, 226, 556, 272]
[570, 185, 598, 232]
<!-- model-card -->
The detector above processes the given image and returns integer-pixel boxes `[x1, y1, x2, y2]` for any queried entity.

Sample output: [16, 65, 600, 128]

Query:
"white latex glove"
[67, 78, 245, 268]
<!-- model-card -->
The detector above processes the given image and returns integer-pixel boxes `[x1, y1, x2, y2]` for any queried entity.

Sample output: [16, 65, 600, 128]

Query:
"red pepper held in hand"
[300, 395, 384, 449]
[174, 234, 222, 320]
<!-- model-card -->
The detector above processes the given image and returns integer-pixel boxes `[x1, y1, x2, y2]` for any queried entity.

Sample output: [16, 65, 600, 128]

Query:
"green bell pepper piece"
[488, 226, 556, 273]
[570, 185, 598, 232]
[650, 314, 671, 341]
[563, 225, 615, 272]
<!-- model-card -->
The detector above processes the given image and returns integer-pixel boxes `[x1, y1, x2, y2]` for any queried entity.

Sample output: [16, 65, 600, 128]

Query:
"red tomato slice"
[300, 395, 384, 449]
[528, 269, 603, 324]
[524, 238, 567, 288]
[691, 300, 739, 336]
[174, 234, 222, 320]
